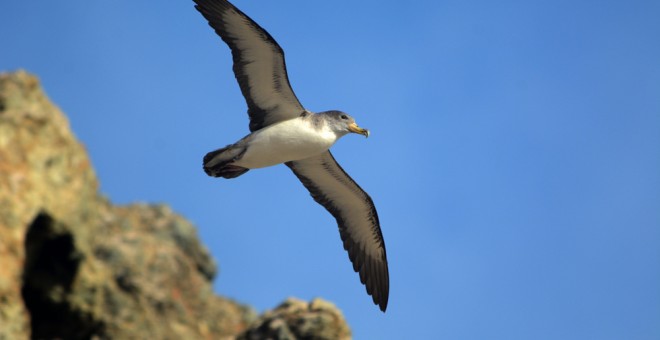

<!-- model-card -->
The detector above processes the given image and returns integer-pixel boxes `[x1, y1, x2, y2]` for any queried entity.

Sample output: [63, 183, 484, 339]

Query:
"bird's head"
[324, 110, 370, 138]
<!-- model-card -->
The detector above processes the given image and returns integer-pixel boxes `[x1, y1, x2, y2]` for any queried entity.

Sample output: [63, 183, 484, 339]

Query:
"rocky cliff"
[0, 71, 351, 340]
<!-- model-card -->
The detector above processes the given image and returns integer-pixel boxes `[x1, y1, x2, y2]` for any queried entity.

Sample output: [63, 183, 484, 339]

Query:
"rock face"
[239, 298, 351, 340]
[0, 71, 351, 340]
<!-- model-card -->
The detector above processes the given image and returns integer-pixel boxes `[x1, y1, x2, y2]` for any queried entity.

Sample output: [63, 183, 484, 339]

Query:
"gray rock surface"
[0, 70, 351, 340]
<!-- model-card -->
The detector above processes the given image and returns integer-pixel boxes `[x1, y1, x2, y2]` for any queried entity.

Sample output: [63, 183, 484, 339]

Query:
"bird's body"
[238, 116, 333, 168]
[212, 113, 338, 170]
[193, 0, 390, 311]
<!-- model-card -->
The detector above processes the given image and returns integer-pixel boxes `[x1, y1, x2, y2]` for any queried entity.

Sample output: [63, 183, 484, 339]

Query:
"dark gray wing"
[194, 0, 305, 131]
[286, 151, 389, 312]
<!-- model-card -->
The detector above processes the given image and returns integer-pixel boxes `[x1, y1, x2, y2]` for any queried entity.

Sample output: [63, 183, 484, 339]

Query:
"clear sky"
[3, 1, 660, 339]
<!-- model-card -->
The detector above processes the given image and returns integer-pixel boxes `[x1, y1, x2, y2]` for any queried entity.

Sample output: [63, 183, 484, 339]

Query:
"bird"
[193, 0, 389, 312]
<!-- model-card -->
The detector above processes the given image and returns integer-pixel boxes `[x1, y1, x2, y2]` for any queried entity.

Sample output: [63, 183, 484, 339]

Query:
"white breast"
[234, 117, 337, 169]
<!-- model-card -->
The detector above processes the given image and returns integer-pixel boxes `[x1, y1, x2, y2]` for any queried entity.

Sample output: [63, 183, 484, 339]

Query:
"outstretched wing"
[194, 0, 305, 131]
[286, 151, 389, 312]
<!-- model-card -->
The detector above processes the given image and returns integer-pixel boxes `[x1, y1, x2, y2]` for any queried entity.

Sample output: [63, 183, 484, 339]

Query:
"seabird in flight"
[193, 0, 389, 312]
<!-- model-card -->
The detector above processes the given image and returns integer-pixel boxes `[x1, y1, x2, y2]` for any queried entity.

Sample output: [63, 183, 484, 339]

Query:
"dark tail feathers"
[203, 146, 249, 179]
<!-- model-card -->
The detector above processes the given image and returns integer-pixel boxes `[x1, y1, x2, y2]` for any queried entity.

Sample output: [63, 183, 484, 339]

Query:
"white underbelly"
[234, 118, 336, 169]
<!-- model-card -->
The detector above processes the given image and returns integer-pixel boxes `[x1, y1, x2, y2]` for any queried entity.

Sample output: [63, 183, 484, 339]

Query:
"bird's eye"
[340, 115, 348, 120]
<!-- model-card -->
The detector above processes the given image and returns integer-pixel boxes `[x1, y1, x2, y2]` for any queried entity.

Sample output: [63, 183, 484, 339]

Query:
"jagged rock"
[0, 70, 256, 339]
[0, 70, 351, 340]
[239, 298, 351, 340]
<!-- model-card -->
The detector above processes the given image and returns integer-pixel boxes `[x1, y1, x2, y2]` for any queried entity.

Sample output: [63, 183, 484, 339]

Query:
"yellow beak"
[348, 123, 370, 138]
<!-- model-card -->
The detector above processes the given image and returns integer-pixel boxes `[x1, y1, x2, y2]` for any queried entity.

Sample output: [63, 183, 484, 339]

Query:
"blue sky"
[3, 1, 660, 339]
